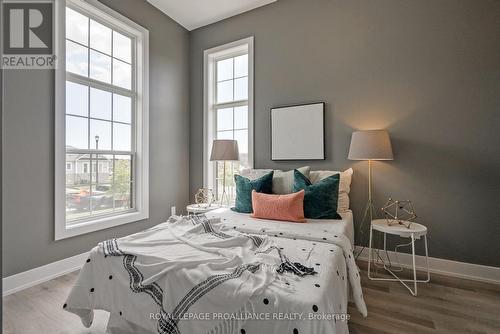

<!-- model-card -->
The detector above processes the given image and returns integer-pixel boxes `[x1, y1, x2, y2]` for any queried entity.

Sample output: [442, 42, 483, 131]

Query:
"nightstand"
[368, 219, 430, 296]
[186, 204, 220, 215]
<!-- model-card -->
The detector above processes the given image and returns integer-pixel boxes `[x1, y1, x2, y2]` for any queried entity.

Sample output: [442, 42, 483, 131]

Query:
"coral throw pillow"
[251, 190, 306, 223]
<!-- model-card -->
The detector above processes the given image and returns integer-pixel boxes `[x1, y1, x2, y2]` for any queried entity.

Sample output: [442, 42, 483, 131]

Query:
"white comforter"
[64, 215, 367, 334]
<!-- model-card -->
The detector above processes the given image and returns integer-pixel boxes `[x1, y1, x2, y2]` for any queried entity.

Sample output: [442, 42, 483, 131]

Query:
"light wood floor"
[3, 262, 500, 334]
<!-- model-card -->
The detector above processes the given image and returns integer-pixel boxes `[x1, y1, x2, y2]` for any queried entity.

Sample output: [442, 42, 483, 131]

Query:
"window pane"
[90, 88, 111, 120]
[66, 153, 90, 186]
[114, 155, 132, 183]
[66, 184, 91, 221]
[217, 130, 233, 140]
[113, 123, 131, 151]
[90, 50, 111, 83]
[234, 54, 248, 78]
[234, 129, 248, 166]
[90, 19, 112, 55]
[113, 31, 132, 63]
[113, 94, 132, 123]
[94, 154, 113, 184]
[114, 183, 132, 211]
[217, 58, 233, 82]
[90, 119, 111, 150]
[234, 77, 248, 100]
[66, 116, 88, 149]
[91, 183, 114, 215]
[66, 40, 88, 76]
[66, 7, 88, 46]
[113, 59, 132, 89]
[66, 81, 88, 117]
[217, 80, 233, 103]
[234, 105, 248, 129]
[217, 107, 233, 131]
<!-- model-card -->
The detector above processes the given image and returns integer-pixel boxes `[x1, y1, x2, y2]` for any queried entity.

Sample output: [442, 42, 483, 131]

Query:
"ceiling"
[147, 0, 277, 31]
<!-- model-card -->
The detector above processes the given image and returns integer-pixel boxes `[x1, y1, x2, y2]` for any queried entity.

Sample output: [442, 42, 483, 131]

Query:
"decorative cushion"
[309, 168, 353, 212]
[272, 166, 310, 194]
[293, 169, 341, 219]
[239, 168, 276, 180]
[232, 171, 274, 213]
[251, 190, 306, 223]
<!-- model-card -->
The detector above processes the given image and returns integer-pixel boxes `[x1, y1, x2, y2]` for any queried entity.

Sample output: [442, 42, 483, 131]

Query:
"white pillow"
[239, 167, 311, 194]
[309, 168, 353, 212]
[273, 166, 310, 194]
[239, 168, 276, 180]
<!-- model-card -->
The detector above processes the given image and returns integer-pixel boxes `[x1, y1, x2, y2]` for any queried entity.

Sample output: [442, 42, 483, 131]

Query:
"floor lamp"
[348, 130, 393, 259]
[210, 139, 240, 206]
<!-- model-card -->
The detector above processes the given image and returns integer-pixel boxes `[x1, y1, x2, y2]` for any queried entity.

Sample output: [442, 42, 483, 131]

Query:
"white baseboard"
[355, 246, 500, 285]
[2, 251, 89, 297]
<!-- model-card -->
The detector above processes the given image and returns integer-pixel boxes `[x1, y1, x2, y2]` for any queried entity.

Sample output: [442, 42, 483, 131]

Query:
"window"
[66, 163, 72, 171]
[204, 37, 254, 202]
[55, 0, 149, 240]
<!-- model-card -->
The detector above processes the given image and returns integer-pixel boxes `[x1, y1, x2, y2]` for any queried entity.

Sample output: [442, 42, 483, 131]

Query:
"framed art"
[271, 102, 325, 160]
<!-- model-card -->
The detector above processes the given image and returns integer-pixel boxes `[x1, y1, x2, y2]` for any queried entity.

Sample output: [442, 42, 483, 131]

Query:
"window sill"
[55, 210, 148, 240]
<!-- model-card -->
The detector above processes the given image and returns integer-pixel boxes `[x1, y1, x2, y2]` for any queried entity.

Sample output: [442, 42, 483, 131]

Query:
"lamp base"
[219, 189, 230, 207]
[355, 199, 375, 260]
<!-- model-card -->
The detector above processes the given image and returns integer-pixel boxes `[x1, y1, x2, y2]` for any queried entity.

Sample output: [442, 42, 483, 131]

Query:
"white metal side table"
[368, 219, 430, 296]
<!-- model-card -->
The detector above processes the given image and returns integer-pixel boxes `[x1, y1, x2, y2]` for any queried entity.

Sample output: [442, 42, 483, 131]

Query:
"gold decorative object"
[381, 198, 417, 228]
[194, 188, 215, 208]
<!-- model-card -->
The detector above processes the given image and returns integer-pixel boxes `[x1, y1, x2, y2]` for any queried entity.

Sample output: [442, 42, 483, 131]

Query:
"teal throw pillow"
[232, 171, 274, 213]
[292, 169, 341, 219]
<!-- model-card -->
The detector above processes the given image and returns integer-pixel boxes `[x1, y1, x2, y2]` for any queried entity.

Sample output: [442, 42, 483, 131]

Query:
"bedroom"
[1, 0, 499, 333]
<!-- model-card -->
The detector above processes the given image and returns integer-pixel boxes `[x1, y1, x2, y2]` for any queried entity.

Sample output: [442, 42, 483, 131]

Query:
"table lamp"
[348, 130, 393, 257]
[210, 139, 239, 206]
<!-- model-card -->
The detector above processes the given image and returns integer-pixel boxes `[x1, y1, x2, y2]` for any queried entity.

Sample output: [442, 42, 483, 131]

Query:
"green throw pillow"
[292, 169, 341, 219]
[232, 171, 274, 213]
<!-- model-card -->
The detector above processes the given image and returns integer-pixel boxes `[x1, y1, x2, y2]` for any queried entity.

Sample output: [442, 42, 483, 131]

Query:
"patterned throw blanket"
[64, 215, 367, 334]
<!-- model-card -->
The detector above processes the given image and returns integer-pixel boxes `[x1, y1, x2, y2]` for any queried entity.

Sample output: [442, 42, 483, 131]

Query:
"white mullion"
[89, 153, 94, 216]
[232, 57, 235, 107]
[86, 83, 91, 151]
[213, 99, 248, 109]
[66, 73, 135, 97]
[66, 149, 133, 155]
[112, 154, 116, 212]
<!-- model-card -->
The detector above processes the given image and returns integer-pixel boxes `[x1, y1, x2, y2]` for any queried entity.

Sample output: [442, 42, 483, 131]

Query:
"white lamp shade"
[348, 130, 394, 160]
[210, 140, 240, 161]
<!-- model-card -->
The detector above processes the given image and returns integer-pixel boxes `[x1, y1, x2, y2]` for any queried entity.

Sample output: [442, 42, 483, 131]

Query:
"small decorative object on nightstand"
[186, 203, 219, 215]
[382, 198, 417, 228]
[194, 188, 215, 208]
[368, 219, 430, 296]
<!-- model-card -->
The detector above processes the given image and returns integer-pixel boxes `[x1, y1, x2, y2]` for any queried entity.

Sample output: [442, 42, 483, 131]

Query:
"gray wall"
[2, 0, 190, 276]
[190, 0, 500, 267]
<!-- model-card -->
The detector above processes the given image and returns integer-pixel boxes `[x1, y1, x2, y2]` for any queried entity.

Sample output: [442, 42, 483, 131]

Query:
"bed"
[206, 207, 355, 246]
[64, 210, 367, 334]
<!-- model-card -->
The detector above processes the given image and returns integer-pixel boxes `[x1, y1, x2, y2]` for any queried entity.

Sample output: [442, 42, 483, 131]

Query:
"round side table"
[368, 219, 430, 296]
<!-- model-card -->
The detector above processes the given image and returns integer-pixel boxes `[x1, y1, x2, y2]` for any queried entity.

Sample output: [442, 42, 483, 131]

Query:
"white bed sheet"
[65, 213, 365, 334]
[206, 208, 355, 246]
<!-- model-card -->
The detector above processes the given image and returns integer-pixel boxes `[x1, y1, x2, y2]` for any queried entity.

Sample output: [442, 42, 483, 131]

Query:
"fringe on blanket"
[257, 246, 317, 277]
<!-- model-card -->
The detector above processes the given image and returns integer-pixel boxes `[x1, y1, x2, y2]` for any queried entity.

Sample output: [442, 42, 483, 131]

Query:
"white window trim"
[203, 37, 254, 191]
[55, 0, 149, 240]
